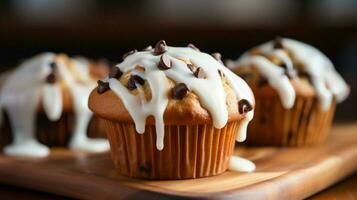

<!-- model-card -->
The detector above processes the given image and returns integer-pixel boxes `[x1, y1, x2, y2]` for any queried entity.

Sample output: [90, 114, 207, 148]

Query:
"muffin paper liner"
[0, 112, 106, 149]
[246, 95, 336, 146]
[104, 120, 242, 179]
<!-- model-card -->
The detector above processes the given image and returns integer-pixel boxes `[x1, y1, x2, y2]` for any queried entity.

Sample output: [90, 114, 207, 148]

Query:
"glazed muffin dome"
[89, 40, 255, 150]
[227, 37, 350, 111]
[0, 52, 109, 127]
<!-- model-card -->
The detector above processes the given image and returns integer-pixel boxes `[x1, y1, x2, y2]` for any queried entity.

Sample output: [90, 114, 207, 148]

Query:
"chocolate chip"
[193, 67, 206, 79]
[139, 163, 152, 173]
[97, 80, 110, 94]
[127, 75, 145, 90]
[279, 63, 287, 69]
[218, 69, 224, 77]
[239, 73, 253, 81]
[46, 61, 58, 84]
[273, 36, 283, 49]
[187, 64, 197, 73]
[211, 52, 223, 63]
[122, 49, 137, 60]
[258, 77, 268, 87]
[158, 54, 171, 70]
[172, 83, 189, 100]
[45, 73, 57, 84]
[238, 99, 253, 114]
[187, 43, 200, 51]
[109, 67, 123, 79]
[154, 40, 168, 55]
[143, 45, 153, 51]
[49, 62, 57, 70]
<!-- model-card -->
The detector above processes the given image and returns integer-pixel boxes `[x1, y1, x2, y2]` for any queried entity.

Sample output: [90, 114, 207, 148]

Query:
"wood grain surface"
[0, 123, 356, 200]
[308, 172, 357, 200]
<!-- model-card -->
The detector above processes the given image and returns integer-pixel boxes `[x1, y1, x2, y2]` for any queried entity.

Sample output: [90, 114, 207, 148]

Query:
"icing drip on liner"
[105, 47, 255, 151]
[230, 38, 349, 111]
[229, 156, 256, 172]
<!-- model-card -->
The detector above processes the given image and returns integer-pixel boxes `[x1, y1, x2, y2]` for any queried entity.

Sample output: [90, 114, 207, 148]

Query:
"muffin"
[0, 53, 110, 157]
[227, 37, 350, 146]
[89, 40, 255, 179]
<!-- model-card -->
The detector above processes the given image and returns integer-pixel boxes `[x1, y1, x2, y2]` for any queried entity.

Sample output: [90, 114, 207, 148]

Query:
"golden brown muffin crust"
[88, 74, 245, 125]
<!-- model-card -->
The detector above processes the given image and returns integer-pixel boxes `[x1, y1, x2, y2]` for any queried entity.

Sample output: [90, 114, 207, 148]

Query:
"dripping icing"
[0, 53, 109, 157]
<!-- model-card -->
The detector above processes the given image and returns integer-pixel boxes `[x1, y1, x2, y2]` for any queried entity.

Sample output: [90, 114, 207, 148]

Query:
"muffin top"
[227, 37, 350, 111]
[89, 41, 255, 150]
[0, 53, 109, 124]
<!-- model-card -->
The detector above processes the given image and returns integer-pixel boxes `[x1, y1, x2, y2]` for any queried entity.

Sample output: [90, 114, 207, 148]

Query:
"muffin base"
[246, 95, 336, 146]
[0, 112, 107, 149]
[104, 120, 241, 179]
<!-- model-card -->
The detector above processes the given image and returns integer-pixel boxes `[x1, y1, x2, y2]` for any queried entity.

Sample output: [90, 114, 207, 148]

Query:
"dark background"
[0, 0, 356, 121]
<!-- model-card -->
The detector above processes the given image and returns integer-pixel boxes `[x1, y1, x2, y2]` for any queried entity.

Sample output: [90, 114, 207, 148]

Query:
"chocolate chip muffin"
[89, 41, 255, 179]
[0, 53, 110, 157]
[227, 37, 350, 146]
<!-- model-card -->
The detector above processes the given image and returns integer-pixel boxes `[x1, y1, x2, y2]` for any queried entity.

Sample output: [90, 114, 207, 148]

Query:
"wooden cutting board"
[0, 123, 356, 200]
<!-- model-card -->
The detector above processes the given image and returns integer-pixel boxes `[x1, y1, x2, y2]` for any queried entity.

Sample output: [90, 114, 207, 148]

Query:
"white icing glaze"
[0, 53, 109, 157]
[229, 38, 350, 111]
[236, 110, 254, 142]
[104, 46, 255, 151]
[42, 83, 63, 121]
[229, 156, 256, 172]
[238, 55, 295, 109]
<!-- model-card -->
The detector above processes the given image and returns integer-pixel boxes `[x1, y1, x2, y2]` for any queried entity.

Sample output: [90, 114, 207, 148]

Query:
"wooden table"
[0, 123, 356, 199]
[2, 173, 356, 199]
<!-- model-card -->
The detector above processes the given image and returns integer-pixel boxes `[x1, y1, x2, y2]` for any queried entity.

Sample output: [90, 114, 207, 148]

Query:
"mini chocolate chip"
[239, 73, 253, 81]
[49, 62, 57, 70]
[258, 77, 268, 87]
[158, 54, 171, 70]
[187, 43, 200, 51]
[280, 63, 287, 69]
[186, 64, 193, 72]
[97, 80, 110, 94]
[127, 75, 145, 90]
[218, 69, 224, 77]
[187, 64, 198, 73]
[143, 45, 153, 51]
[154, 40, 168, 55]
[194, 67, 206, 79]
[238, 99, 253, 114]
[109, 67, 123, 79]
[273, 36, 283, 49]
[172, 83, 189, 100]
[45, 73, 57, 84]
[122, 49, 137, 60]
[139, 163, 152, 173]
[211, 52, 223, 63]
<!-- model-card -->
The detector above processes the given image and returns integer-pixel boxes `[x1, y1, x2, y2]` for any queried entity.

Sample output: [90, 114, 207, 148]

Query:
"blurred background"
[0, 0, 356, 121]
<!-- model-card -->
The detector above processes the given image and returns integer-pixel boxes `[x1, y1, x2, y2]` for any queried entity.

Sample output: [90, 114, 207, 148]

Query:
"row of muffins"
[0, 38, 350, 180]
